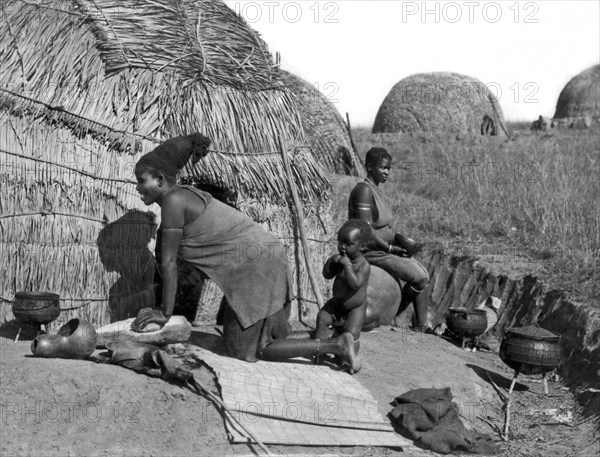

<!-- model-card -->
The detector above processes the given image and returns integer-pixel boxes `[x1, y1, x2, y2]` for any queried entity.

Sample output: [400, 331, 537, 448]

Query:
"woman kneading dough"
[132, 134, 360, 372]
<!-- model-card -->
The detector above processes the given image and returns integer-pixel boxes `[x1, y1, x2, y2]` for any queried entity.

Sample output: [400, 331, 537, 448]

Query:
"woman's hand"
[132, 307, 169, 332]
[389, 245, 408, 257]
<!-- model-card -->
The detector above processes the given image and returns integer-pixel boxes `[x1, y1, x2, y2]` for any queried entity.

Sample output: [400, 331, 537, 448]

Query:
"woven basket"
[193, 278, 224, 326]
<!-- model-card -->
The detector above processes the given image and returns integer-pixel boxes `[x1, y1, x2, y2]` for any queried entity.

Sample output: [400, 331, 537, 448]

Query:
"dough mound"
[135, 322, 162, 333]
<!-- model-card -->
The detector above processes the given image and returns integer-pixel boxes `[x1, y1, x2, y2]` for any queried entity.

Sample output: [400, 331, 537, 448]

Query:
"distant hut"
[0, 0, 332, 328]
[280, 70, 363, 176]
[553, 64, 600, 126]
[372, 72, 507, 136]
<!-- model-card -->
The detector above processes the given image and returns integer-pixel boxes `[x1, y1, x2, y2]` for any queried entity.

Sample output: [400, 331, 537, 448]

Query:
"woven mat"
[187, 346, 413, 448]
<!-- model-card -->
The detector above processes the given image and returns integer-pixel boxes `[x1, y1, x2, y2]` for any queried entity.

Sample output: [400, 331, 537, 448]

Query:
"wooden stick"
[278, 137, 325, 320]
[503, 371, 519, 439]
[508, 372, 519, 396]
[14, 326, 22, 343]
[189, 379, 273, 456]
[477, 415, 499, 434]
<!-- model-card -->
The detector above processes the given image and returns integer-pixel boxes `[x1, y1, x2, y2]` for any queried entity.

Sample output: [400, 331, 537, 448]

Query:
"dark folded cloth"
[107, 341, 193, 383]
[388, 387, 497, 455]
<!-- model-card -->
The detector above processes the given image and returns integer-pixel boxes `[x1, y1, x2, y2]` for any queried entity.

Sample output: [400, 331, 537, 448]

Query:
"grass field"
[332, 125, 600, 304]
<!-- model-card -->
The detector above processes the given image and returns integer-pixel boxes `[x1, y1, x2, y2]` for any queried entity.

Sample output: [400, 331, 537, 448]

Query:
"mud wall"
[417, 249, 600, 417]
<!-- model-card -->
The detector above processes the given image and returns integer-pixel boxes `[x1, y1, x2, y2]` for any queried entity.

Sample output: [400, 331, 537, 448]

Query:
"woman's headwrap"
[136, 133, 211, 179]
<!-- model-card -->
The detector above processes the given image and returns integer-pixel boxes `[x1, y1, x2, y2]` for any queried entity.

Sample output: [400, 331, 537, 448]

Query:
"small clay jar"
[31, 318, 97, 359]
[393, 233, 424, 257]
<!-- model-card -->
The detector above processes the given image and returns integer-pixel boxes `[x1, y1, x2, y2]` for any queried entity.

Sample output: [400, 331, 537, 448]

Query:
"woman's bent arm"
[159, 191, 187, 317]
[350, 184, 393, 252]
[159, 228, 183, 317]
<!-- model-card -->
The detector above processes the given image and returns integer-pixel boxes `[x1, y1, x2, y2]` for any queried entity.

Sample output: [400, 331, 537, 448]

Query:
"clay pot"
[13, 291, 61, 327]
[446, 308, 488, 338]
[499, 324, 561, 375]
[363, 265, 402, 331]
[393, 233, 424, 257]
[31, 318, 97, 359]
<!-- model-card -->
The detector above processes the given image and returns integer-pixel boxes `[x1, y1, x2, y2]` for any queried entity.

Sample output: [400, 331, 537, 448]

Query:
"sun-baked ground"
[1, 322, 590, 457]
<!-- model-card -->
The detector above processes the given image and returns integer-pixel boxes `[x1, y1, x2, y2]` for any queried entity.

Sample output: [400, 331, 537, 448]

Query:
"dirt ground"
[0, 324, 590, 457]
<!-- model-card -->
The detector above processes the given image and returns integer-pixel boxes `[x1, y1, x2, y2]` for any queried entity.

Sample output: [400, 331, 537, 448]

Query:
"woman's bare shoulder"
[162, 188, 206, 226]
[161, 191, 186, 228]
[350, 182, 373, 200]
[162, 188, 188, 207]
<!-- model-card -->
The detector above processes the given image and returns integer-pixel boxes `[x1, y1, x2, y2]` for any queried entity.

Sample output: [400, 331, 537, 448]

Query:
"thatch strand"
[1, 148, 136, 184]
[0, 212, 107, 224]
[75, 0, 279, 89]
[0, 87, 159, 150]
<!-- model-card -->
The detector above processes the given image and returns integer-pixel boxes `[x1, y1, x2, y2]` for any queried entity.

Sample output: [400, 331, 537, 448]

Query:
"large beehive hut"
[280, 70, 363, 176]
[553, 64, 600, 122]
[372, 72, 507, 136]
[0, 0, 334, 328]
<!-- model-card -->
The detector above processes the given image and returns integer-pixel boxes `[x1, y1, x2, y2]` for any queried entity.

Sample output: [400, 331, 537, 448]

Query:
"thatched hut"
[280, 70, 363, 176]
[553, 64, 600, 124]
[0, 0, 334, 328]
[372, 72, 507, 136]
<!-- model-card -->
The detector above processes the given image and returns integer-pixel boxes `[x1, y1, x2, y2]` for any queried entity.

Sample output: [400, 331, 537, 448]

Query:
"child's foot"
[339, 333, 362, 374]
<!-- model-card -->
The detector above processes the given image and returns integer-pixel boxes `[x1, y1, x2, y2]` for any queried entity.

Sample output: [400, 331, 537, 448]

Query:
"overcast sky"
[224, 0, 600, 127]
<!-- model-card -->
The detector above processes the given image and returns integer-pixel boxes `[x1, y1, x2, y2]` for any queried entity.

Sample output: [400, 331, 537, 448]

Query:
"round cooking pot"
[13, 291, 61, 326]
[446, 308, 488, 338]
[499, 324, 560, 375]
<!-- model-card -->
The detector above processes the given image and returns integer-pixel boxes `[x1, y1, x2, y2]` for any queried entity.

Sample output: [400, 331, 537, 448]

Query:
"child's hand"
[331, 254, 343, 264]
[339, 252, 352, 267]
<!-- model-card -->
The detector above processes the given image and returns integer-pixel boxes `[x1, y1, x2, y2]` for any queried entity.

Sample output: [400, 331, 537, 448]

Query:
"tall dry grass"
[331, 125, 600, 303]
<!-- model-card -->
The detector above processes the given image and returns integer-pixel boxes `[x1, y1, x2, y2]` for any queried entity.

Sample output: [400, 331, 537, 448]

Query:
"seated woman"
[348, 147, 433, 333]
[132, 133, 360, 373]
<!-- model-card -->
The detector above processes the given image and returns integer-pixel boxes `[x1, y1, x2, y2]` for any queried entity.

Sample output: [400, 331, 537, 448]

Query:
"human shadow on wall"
[97, 210, 158, 322]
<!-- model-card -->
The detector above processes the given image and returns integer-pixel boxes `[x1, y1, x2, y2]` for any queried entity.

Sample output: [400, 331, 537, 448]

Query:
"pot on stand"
[498, 323, 561, 438]
[499, 323, 561, 392]
[12, 292, 61, 342]
[446, 307, 488, 349]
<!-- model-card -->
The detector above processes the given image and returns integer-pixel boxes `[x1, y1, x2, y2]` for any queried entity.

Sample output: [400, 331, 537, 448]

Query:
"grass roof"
[372, 72, 507, 136]
[280, 70, 363, 176]
[554, 64, 600, 121]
